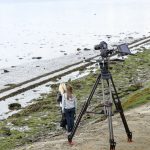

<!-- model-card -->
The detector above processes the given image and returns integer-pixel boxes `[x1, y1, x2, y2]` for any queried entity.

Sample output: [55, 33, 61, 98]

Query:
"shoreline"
[0, 36, 150, 97]
[0, 36, 150, 120]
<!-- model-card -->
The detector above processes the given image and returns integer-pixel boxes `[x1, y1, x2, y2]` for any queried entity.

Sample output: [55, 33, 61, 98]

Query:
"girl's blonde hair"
[59, 83, 67, 95]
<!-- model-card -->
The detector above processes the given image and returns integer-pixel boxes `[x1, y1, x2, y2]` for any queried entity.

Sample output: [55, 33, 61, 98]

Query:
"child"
[62, 84, 77, 134]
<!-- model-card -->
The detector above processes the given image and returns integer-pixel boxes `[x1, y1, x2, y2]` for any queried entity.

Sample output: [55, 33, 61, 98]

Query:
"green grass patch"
[122, 87, 150, 110]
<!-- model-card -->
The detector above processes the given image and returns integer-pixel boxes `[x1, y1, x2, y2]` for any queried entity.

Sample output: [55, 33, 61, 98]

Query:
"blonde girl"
[62, 84, 77, 134]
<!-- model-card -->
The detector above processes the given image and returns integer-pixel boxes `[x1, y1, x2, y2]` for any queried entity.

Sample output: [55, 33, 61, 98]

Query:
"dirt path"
[16, 102, 150, 150]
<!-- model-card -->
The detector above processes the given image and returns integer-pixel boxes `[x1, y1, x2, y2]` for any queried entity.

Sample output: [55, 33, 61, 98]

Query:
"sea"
[0, 0, 150, 69]
[0, 0, 150, 119]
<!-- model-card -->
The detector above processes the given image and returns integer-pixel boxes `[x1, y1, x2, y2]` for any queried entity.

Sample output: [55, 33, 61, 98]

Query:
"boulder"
[8, 103, 21, 110]
[4, 69, 9, 73]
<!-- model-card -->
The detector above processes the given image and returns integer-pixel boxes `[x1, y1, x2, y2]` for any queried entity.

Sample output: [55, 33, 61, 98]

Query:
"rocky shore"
[0, 47, 150, 150]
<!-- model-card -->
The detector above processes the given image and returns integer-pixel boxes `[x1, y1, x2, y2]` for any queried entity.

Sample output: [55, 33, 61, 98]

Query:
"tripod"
[68, 58, 132, 150]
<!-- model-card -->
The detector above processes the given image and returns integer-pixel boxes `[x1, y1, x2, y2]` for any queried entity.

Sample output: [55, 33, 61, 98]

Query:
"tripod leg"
[104, 104, 116, 150]
[109, 76, 132, 142]
[104, 79, 116, 150]
[107, 105, 116, 150]
[68, 74, 101, 143]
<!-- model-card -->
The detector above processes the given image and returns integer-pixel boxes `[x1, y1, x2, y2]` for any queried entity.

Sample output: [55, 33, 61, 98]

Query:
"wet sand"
[0, 50, 99, 90]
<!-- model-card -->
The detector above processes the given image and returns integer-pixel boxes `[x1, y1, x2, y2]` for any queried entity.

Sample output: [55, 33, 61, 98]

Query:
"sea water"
[0, 0, 150, 69]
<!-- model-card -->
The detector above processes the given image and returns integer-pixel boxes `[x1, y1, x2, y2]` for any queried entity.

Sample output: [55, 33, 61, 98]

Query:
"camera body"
[94, 41, 108, 50]
[94, 41, 113, 58]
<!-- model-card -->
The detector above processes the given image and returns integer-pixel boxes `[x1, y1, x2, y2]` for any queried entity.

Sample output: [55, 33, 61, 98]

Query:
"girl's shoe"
[68, 141, 75, 145]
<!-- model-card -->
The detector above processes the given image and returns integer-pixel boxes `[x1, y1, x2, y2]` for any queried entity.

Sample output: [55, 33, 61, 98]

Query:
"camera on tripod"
[94, 41, 132, 58]
[94, 41, 114, 58]
[68, 40, 133, 149]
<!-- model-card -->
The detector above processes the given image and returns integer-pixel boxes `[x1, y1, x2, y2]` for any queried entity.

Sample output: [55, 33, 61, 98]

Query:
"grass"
[122, 87, 150, 110]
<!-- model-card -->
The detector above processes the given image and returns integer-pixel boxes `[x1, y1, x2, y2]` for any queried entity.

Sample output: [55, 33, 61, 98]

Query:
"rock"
[83, 48, 91, 51]
[50, 84, 57, 89]
[11, 66, 16, 68]
[33, 90, 38, 92]
[128, 36, 134, 39]
[32, 57, 42, 59]
[60, 50, 65, 52]
[8, 103, 21, 110]
[64, 53, 67, 55]
[4, 69, 9, 73]
[11, 113, 21, 118]
[106, 35, 112, 38]
[40, 43, 46, 46]
[77, 48, 81, 51]
[45, 84, 50, 87]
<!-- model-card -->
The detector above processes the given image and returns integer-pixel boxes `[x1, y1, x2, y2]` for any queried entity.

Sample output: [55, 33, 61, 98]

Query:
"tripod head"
[94, 41, 133, 79]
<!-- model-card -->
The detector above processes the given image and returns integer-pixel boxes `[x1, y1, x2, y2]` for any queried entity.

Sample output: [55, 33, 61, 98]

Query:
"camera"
[94, 41, 108, 50]
[94, 41, 132, 58]
[94, 41, 113, 58]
